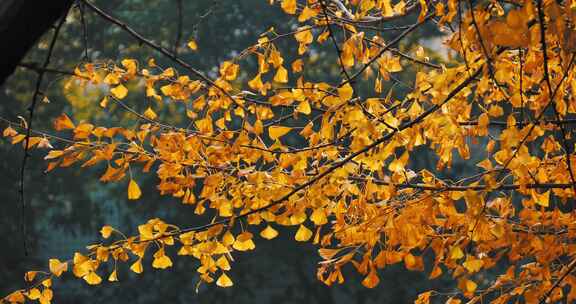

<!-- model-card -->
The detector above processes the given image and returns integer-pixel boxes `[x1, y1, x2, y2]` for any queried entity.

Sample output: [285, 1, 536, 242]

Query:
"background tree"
[2, 0, 575, 303]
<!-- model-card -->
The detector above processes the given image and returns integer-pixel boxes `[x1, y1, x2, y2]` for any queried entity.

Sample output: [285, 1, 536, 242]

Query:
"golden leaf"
[84, 272, 102, 285]
[49, 259, 68, 277]
[269, 126, 291, 140]
[295, 224, 313, 242]
[100, 225, 113, 239]
[273, 66, 288, 83]
[338, 83, 354, 101]
[128, 179, 142, 200]
[110, 84, 128, 99]
[281, 0, 296, 14]
[130, 259, 143, 274]
[216, 272, 233, 287]
[296, 100, 311, 115]
[53, 113, 75, 131]
[187, 39, 198, 51]
[216, 255, 231, 271]
[108, 270, 118, 282]
[260, 225, 279, 240]
[361, 269, 380, 288]
[531, 189, 550, 207]
[143, 107, 158, 120]
[152, 254, 173, 269]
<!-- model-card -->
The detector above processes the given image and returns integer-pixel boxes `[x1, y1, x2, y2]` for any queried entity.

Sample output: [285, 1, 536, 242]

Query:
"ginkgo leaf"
[463, 257, 484, 273]
[216, 272, 233, 287]
[292, 59, 303, 72]
[187, 39, 198, 51]
[100, 225, 113, 239]
[310, 208, 327, 225]
[464, 279, 477, 293]
[219, 61, 239, 81]
[532, 190, 550, 207]
[130, 259, 143, 274]
[298, 6, 317, 22]
[128, 179, 142, 200]
[260, 225, 278, 240]
[24, 271, 37, 282]
[215, 255, 231, 270]
[143, 107, 157, 120]
[49, 259, 68, 277]
[273, 66, 288, 83]
[3, 126, 17, 137]
[295, 224, 312, 242]
[269, 126, 291, 140]
[338, 83, 353, 101]
[108, 270, 118, 282]
[83, 272, 102, 285]
[40, 289, 53, 304]
[152, 255, 173, 269]
[296, 100, 311, 115]
[110, 84, 128, 99]
[450, 246, 464, 260]
[248, 73, 264, 91]
[53, 113, 75, 131]
[280, 0, 296, 14]
[362, 269, 380, 288]
[27, 288, 41, 300]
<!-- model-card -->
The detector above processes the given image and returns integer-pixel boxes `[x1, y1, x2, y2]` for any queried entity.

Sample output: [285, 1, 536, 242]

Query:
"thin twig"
[173, 0, 183, 55]
[20, 10, 68, 256]
[81, 0, 236, 104]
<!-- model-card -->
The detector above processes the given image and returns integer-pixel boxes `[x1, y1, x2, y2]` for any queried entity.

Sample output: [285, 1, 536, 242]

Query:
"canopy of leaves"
[3, 0, 576, 304]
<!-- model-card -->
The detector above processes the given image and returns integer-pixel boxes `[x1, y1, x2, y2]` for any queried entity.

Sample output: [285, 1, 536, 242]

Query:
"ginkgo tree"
[3, 0, 576, 303]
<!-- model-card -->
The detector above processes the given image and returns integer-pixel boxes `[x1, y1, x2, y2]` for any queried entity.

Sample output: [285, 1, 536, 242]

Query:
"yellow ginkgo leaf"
[338, 83, 353, 101]
[49, 259, 68, 277]
[450, 246, 464, 260]
[130, 259, 143, 274]
[295, 224, 313, 242]
[232, 238, 256, 251]
[296, 100, 311, 115]
[188, 39, 198, 51]
[281, 0, 297, 14]
[24, 271, 37, 282]
[100, 225, 113, 239]
[53, 113, 75, 131]
[463, 257, 484, 273]
[362, 269, 380, 288]
[464, 279, 477, 293]
[2, 126, 17, 137]
[143, 107, 158, 120]
[269, 126, 291, 140]
[298, 6, 317, 22]
[152, 255, 173, 269]
[83, 271, 102, 285]
[215, 255, 231, 271]
[532, 189, 550, 207]
[260, 225, 279, 240]
[273, 66, 288, 83]
[292, 59, 303, 73]
[128, 179, 142, 200]
[108, 270, 118, 282]
[310, 208, 327, 225]
[216, 272, 233, 287]
[27, 288, 41, 300]
[110, 84, 128, 99]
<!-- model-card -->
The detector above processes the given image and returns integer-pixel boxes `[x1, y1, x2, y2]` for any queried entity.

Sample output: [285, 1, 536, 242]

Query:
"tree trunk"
[0, 0, 74, 86]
